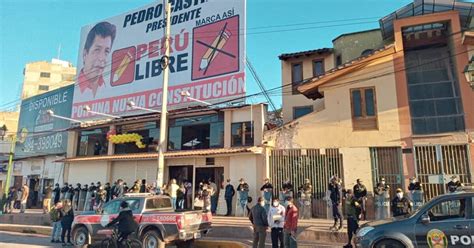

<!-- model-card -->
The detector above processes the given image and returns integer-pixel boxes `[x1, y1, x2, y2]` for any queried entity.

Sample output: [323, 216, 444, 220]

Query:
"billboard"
[16, 85, 74, 157]
[72, 0, 246, 119]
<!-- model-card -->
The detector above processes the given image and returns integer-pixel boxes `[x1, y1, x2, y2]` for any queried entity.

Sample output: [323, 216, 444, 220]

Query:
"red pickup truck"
[71, 194, 212, 248]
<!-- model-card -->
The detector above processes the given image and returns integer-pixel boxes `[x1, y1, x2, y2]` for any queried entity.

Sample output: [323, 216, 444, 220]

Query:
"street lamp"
[0, 125, 6, 141]
[46, 110, 83, 123]
[127, 101, 161, 113]
[463, 55, 474, 89]
[180, 91, 212, 106]
[83, 105, 121, 119]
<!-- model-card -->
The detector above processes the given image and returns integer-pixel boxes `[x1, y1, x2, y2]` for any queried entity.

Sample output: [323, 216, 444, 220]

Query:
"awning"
[60, 147, 262, 162]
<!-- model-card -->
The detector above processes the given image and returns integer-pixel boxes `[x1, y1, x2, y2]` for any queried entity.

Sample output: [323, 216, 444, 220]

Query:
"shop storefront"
[63, 104, 268, 212]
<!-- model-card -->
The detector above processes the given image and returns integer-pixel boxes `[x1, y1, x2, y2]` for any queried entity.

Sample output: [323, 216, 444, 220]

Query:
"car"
[355, 191, 474, 248]
[71, 193, 212, 248]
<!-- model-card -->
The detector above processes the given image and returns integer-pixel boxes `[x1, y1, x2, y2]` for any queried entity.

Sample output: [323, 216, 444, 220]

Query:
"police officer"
[374, 177, 390, 196]
[391, 188, 412, 217]
[408, 177, 422, 191]
[53, 183, 61, 204]
[60, 183, 69, 200]
[447, 175, 464, 193]
[344, 189, 361, 248]
[329, 176, 343, 230]
[353, 179, 367, 220]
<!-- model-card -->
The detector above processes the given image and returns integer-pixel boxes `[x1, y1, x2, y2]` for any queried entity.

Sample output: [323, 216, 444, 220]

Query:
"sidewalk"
[0, 209, 348, 246]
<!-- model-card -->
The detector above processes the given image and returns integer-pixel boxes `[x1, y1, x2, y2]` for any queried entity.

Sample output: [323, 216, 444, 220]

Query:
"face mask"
[381, 181, 385, 185]
[410, 180, 415, 183]
[259, 202, 265, 207]
[273, 202, 279, 207]
[397, 193, 403, 199]
[452, 179, 458, 183]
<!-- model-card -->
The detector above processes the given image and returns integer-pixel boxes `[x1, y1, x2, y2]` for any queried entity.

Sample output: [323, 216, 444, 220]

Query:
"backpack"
[50, 208, 61, 222]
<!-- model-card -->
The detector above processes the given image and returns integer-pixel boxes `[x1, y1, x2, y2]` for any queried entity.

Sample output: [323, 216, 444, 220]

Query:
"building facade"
[267, 0, 474, 215]
[21, 59, 76, 100]
[63, 104, 268, 211]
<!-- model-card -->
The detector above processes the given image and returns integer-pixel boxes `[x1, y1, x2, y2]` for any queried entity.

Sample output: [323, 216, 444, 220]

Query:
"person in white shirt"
[169, 179, 179, 210]
[268, 198, 286, 248]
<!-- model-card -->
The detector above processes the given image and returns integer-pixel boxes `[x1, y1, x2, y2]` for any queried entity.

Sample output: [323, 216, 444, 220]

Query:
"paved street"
[0, 231, 57, 248]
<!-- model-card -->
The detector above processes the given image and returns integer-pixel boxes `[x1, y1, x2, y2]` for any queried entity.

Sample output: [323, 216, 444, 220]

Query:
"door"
[414, 196, 470, 247]
[370, 147, 403, 199]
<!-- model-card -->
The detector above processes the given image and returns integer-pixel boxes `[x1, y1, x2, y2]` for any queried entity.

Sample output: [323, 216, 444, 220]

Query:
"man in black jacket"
[112, 179, 125, 199]
[53, 183, 61, 204]
[224, 179, 235, 216]
[106, 201, 139, 241]
[329, 176, 343, 230]
[353, 179, 367, 220]
[249, 197, 269, 248]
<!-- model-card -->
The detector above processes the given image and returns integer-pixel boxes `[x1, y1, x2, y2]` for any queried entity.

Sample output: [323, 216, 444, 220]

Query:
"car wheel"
[142, 230, 165, 248]
[375, 239, 405, 248]
[73, 226, 90, 248]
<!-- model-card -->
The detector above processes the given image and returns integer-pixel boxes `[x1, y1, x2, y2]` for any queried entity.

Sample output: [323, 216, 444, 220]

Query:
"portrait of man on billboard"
[77, 21, 116, 98]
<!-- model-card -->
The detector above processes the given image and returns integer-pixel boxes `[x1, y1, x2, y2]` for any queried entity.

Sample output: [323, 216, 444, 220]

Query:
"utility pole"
[1, 135, 16, 210]
[157, 1, 171, 188]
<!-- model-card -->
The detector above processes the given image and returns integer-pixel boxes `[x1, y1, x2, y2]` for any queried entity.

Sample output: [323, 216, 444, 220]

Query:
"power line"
[0, 18, 383, 109]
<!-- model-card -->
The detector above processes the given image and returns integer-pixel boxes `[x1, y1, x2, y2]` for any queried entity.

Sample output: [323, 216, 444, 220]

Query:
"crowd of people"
[3, 174, 467, 248]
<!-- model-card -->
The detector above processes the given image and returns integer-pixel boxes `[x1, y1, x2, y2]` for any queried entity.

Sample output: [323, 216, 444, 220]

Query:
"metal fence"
[269, 148, 344, 199]
[370, 147, 403, 199]
[415, 144, 472, 201]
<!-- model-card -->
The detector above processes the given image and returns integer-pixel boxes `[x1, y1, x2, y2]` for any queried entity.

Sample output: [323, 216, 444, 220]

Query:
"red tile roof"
[60, 147, 258, 162]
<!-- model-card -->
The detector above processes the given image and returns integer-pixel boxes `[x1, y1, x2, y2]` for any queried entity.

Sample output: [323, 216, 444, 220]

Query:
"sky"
[0, 0, 412, 111]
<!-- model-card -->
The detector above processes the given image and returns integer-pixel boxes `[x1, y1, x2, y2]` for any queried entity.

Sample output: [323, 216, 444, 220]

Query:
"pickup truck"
[71, 194, 212, 248]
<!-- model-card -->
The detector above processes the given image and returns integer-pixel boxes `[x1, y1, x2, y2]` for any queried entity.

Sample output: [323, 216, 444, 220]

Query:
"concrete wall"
[281, 54, 334, 124]
[333, 29, 384, 65]
[269, 58, 401, 149]
[340, 147, 374, 193]
[229, 154, 262, 202]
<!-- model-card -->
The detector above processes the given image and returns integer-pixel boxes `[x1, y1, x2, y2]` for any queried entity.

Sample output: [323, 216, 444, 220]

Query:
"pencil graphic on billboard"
[199, 25, 232, 74]
[110, 47, 136, 86]
[192, 15, 240, 81]
[113, 51, 132, 82]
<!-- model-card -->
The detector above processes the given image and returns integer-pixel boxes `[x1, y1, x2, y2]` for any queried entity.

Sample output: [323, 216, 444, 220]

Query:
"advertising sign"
[16, 85, 74, 157]
[72, 0, 246, 120]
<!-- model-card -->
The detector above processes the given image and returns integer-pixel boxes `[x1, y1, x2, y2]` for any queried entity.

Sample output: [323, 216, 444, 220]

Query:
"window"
[103, 201, 121, 214]
[76, 128, 109, 156]
[350, 87, 378, 130]
[114, 122, 159, 154]
[145, 198, 172, 210]
[38, 85, 49, 91]
[168, 114, 224, 151]
[336, 55, 342, 67]
[312, 60, 324, 77]
[406, 48, 464, 135]
[293, 106, 313, 119]
[425, 198, 467, 222]
[40, 72, 51, 78]
[206, 157, 215, 165]
[291, 63, 303, 94]
[231, 122, 254, 146]
[104, 199, 141, 214]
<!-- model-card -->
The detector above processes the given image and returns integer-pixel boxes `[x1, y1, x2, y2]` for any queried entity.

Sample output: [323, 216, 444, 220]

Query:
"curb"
[0, 224, 247, 248]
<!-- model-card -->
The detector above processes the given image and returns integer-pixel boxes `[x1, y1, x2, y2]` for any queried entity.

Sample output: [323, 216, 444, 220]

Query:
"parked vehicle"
[72, 193, 212, 248]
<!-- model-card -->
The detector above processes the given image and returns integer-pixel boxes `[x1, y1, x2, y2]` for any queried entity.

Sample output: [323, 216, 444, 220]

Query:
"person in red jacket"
[283, 196, 298, 248]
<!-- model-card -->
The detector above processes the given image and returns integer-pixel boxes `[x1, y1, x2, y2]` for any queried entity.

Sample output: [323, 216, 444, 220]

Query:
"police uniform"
[447, 180, 462, 193]
[391, 195, 411, 217]
[344, 195, 361, 248]
[408, 182, 422, 191]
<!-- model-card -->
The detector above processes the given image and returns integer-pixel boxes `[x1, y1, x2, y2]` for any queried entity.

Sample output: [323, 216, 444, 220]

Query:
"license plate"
[194, 233, 201, 239]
